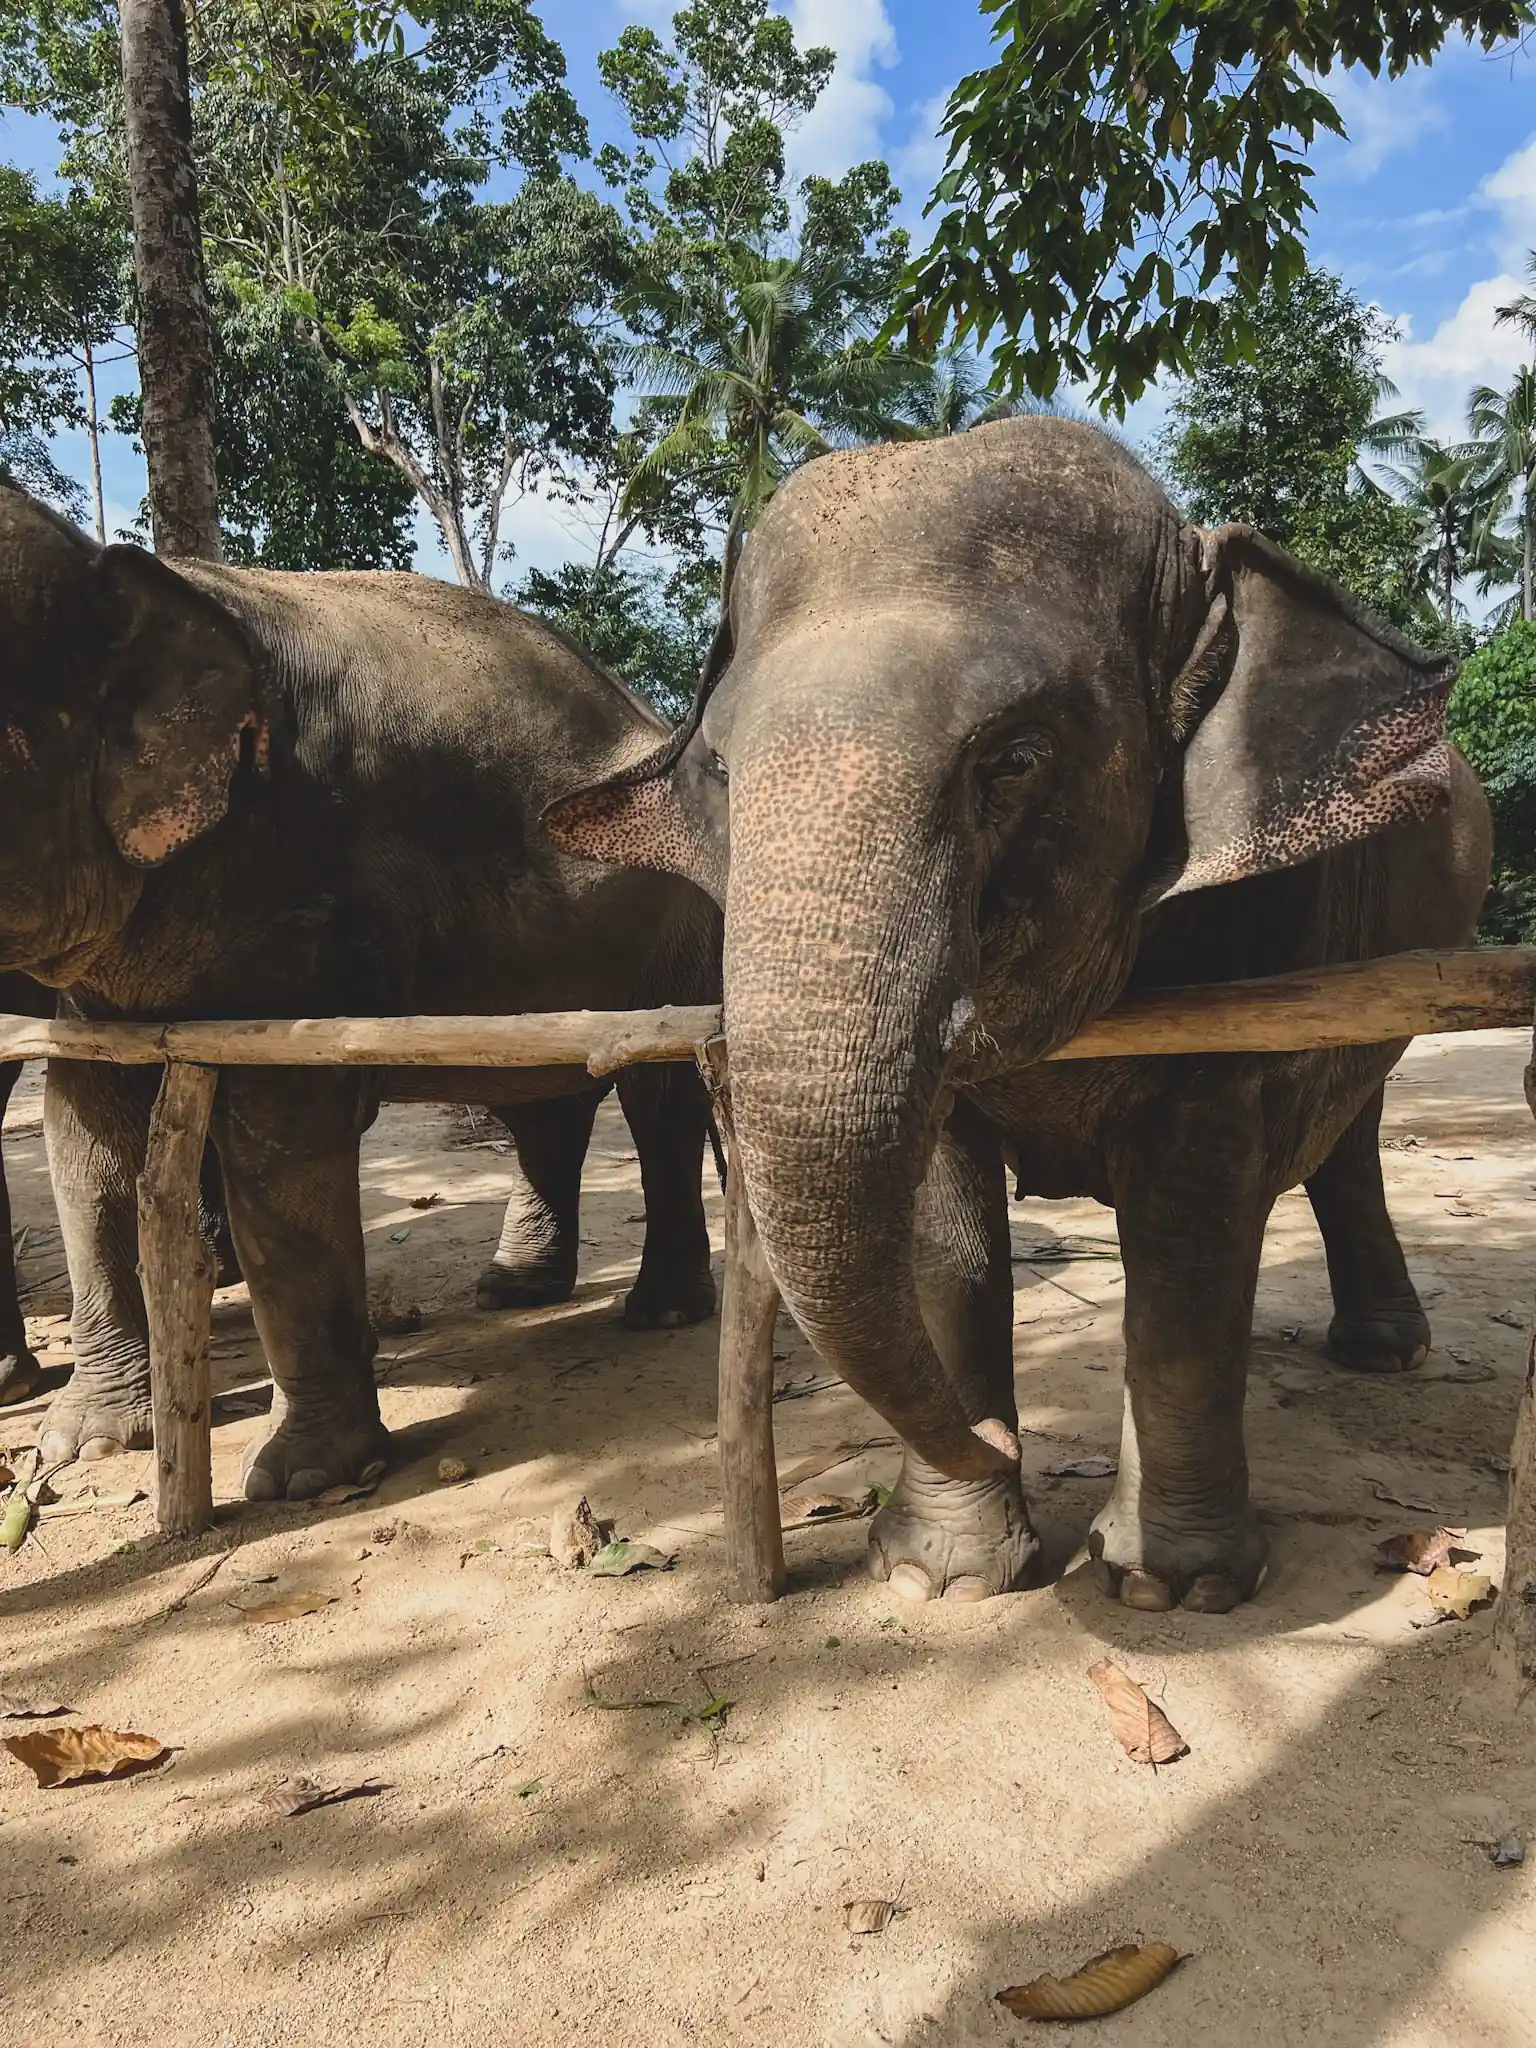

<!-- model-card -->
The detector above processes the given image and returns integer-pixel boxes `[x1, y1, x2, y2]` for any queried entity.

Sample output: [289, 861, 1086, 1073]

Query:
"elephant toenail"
[286, 1467, 330, 1501]
[1090, 1556, 1120, 1599]
[941, 1575, 993, 1604]
[243, 1464, 279, 1502]
[1120, 1569, 1174, 1611]
[78, 1436, 125, 1462]
[1183, 1572, 1241, 1613]
[887, 1561, 939, 1604]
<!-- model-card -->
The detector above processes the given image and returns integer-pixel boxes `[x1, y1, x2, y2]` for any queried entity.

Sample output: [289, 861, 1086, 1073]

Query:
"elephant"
[545, 416, 1492, 1614]
[0, 483, 720, 1496]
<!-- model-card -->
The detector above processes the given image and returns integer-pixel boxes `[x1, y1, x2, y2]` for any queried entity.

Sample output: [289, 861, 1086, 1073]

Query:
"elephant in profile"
[548, 417, 1491, 1613]
[0, 485, 720, 1495]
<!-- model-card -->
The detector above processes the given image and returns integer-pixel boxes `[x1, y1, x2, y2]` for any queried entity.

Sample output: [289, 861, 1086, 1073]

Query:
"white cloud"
[1480, 132, 1536, 250]
[1383, 274, 1528, 443]
[1378, 130, 1536, 445]
[1325, 67, 1448, 181]
[892, 88, 952, 202]
[783, 0, 899, 180]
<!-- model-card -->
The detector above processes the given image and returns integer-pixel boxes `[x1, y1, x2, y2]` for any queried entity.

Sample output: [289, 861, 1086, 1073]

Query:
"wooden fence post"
[699, 1038, 785, 1604]
[137, 1061, 218, 1537]
[1491, 1023, 1536, 1707]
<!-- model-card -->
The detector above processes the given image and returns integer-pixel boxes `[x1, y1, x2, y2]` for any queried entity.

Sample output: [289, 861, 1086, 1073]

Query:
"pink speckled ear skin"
[1151, 524, 1456, 904]
[93, 548, 262, 869]
[544, 739, 728, 905]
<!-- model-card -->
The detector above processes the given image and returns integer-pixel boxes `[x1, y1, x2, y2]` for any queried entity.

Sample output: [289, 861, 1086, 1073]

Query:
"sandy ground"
[0, 1033, 1533, 2047]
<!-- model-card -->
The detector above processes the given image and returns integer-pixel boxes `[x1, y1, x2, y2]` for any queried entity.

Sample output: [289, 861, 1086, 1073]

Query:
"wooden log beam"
[137, 1061, 218, 1538]
[699, 1037, 786, 1605]
[1490, 1023, 1536, 1710]
[1, 949, 1533, 1075]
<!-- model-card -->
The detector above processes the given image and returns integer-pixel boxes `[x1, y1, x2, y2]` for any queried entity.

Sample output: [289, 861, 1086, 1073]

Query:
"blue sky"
[4, 1, 1535, 575]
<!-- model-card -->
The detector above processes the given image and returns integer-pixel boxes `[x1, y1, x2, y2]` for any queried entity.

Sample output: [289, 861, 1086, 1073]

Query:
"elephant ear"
[92, 547, 265, 868]
[1146, 524, 1455, 905]
[543, 604, 735, 903]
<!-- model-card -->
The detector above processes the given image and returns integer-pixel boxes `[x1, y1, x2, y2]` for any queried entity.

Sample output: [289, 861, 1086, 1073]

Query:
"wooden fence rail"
[6, 942, 1534, 1601]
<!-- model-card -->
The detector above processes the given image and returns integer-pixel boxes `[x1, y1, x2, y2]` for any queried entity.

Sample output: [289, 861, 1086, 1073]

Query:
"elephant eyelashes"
[981, 736, 1051, 797]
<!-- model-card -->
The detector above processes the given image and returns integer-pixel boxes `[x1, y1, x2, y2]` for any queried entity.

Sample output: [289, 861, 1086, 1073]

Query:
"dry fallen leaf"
[436, 1457, 470, 1485]
[550, 1495, 609, 1570]
[1491, 1835, 1526, 1868]
[1046, 1455, 1117, 1479]
[0, 1691, 71, 1718]
[782, 1489, 876, 1521]
[3, 1724, 167, 1788]
[844, 1899, 897, 1934]
[1425, 1566, 1496, 1619]
[1087, 1659, 1188, 1766]
[1373, 1527, 1466, 1576]
[236, 1589, 339, 1625]
[587, 1539, 672, 1576]
[997, 1942, 1183, 2021]
[408, 1193, 443, 1209]
[261, 1774, 386, 1816]
[1371, 1482, 1443, 1514]
[312, 1461, 387, 1507]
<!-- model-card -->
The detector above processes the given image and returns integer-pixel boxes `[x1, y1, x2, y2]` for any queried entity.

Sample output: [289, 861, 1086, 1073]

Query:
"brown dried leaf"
[1087, 1659, 1188, 1766]
[784, 1490, 871, 1520]
[312, 1461, 386, 1507]
[997, 1942, 1183, 2021]
[236, 1589, 339, 1625]
[1425, 1566, 1496, 1619]
[261, 1774, 387, 1816]
[436, 1457, 470, 1484]
[1045, 1455, 1117, 1479]
[0, 1691, 71, 1719]
[408, 1193, 442, 1209]
[3, 1724, 167, 1787]
[844, 1899, 897, 1934]
[1373, 1527, 1465, 1575]
[1371, 1482, 1442, 1514]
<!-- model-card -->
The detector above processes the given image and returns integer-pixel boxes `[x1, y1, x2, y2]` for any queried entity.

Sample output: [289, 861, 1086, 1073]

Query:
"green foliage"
[899, 0, 1534, 410]
[516, 557, 717, 722]
[1161, 267, 1428, 635]
[1448, 621, 1536, 940]
[0, 164, 128, 516]
[213, 293, 416, 569]
[1467, 365, 1536, 622]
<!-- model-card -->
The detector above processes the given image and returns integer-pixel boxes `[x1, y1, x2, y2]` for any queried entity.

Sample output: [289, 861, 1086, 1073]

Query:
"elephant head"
[0, 486, 263, 981]
[545, 419, 1454, 1482]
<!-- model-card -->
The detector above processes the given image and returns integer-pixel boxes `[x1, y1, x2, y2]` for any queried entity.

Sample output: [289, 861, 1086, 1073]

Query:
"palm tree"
[1495, 249, 1536, 351]
[1382, 438, 1503, 631]
[894, 343, 1024, 438]
[619, 246, 926, 605]
[1467, 367, 1536, 622]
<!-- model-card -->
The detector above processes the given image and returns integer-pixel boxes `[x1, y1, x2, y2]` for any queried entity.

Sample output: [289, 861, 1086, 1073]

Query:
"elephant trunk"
[723, 739, 1017, 1482]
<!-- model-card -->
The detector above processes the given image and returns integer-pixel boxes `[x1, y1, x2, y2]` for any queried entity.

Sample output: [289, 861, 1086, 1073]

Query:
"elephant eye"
[707, 748, 729, 784]
[985, 735, 1050, 783]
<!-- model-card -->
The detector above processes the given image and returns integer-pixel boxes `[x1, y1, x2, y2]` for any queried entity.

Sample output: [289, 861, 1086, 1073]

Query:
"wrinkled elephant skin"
[547, 418, 1492, 1612]
[0, 486, 720, 1496]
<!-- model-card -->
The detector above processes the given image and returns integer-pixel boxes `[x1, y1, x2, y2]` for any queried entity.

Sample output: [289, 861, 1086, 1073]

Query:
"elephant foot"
[1326, 1298, 1429, 1375]
[1088, 1489, 1268, 1613]
[474, 1251, 578, 1312]
[868, 1455, 1041, 1604]
[623, 1259, 717, 1331]
[39, 1369, 154, 1463]
[0, 1347, 44, 1408]
[242, 1398, 391, 1503]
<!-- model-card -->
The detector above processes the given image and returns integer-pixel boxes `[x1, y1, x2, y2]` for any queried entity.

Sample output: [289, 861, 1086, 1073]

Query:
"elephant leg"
[214, 1069, 389, 1502]
[1090, 1098, 1271, 1614]
[38, 1061, 157, 1461]
[869, 1098, 1040, 1604]
[0, 1061, 43, 1406]
[475, 1090, 602, 1310]
[1306, 1086, 1428, 1374]
[199, 1142, 243, 1290]
[614, 1061, 717, 1329]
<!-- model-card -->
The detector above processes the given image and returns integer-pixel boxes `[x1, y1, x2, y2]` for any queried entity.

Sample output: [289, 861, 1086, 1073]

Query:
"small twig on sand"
[152, 1535, 241, 1623]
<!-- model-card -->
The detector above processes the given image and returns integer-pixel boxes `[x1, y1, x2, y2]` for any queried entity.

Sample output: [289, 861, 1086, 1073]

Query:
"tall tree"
[0, 167, 130, 531]
[1468, 367, 1536, 622]
[899, 1, 1534, 409]
[1383, 439, 1506, 632]
[1162, 266, 1425, 632]
[190, 0, 627, 590]
[119, 0, 222, 556]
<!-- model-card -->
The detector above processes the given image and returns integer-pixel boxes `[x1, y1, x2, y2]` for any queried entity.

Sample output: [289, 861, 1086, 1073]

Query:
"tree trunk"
[119, 0, 222, 560]
[1524, 491, 1532, 623]
[1491, 1030, 1536, 1705]
[82, 333, 106, 544]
